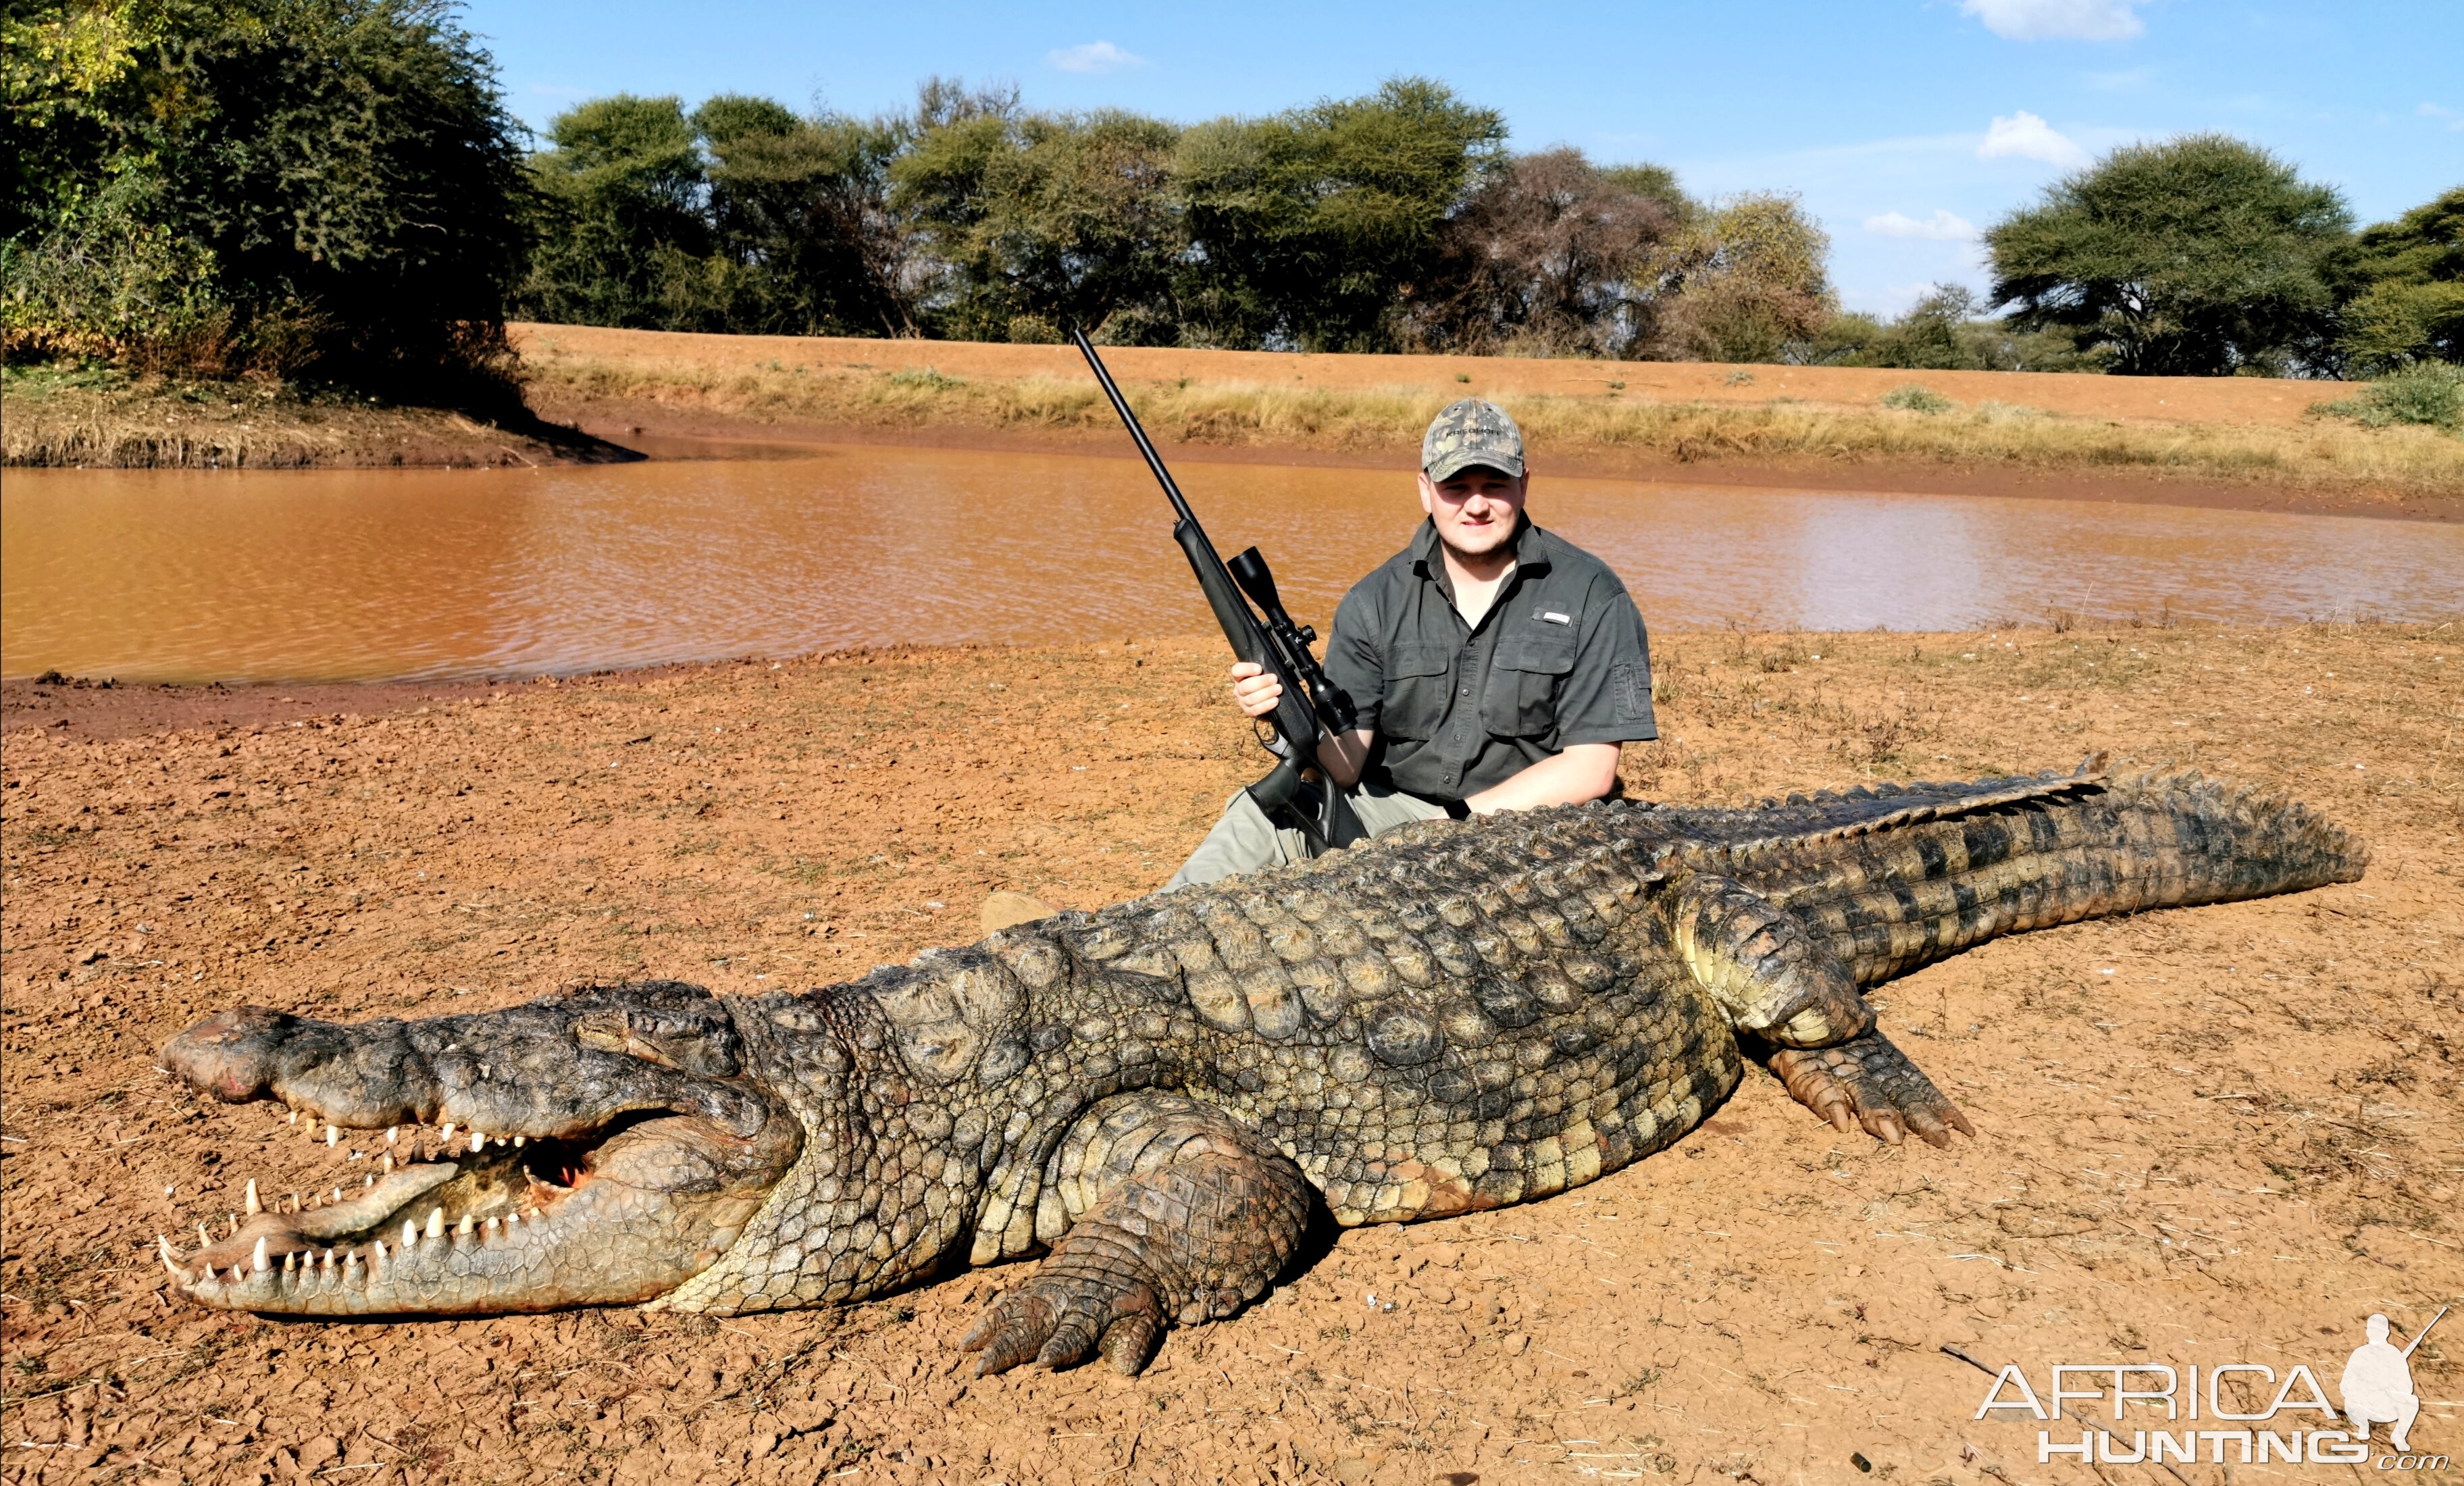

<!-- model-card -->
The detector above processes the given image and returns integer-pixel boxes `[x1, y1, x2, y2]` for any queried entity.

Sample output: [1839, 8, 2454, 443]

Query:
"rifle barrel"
[2401, 1304, 2448, 1359]
[1067, 327, 1198, 530]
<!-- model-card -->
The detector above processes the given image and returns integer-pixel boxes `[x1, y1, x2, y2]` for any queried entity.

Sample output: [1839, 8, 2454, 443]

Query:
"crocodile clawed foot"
[961, 1273, 1165, 1377]
[1768, 1030, 1977, 1149]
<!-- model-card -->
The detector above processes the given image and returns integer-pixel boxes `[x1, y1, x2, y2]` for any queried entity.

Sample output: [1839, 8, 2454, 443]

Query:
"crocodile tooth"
[244, 1179, 261, 1215]
[252, 1237, 269, 1273]
[426, 1208, 444, 1239]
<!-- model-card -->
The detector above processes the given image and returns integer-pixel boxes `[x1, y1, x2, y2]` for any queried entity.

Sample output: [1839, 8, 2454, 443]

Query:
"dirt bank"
[3, 627, 2459, 1485]
[0, 367, 640, 471]
[517, 324, 2464, 517]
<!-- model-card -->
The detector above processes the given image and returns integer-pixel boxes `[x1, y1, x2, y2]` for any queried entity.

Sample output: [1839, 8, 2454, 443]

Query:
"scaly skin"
[158, 762, 2363, 1374]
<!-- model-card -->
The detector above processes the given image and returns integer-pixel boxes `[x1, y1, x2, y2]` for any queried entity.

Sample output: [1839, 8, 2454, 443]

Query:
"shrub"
[2312, 362, 2463, 432]
[1880, 384, 1955, 413]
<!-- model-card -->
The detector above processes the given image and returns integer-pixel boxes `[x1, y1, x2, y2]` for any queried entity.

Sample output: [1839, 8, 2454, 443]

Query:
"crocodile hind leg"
[1670, 873, 1975, 1148]
[1767, 1032, 1975, 1148]
[961, 1093, 1312, 1377]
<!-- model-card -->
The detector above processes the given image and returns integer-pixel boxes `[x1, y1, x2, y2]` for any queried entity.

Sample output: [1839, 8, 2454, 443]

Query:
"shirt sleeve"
[1324, 580, 1387, 734]
[1554, 577, 1657, 746]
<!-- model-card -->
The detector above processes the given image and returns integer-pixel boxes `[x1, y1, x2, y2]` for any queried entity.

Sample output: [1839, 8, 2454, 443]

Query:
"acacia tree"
[1986, 134, 2351, 376]
[891, 105, 1182, 343]
[1639, 193, 1835, 362]
[2332, 186, 2463, 374]
[1175, 78, 1506, 351]
[693, 97, 911, 336]
[1404, 149, 1676, 357]
[517, 95, 707, 329]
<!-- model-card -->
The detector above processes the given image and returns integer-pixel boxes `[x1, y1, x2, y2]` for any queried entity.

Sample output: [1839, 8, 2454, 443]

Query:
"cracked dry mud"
[3, 625, 2458, 1485]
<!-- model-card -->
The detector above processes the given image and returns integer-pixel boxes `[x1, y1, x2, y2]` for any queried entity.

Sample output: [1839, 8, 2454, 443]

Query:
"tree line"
[4, 0, 2457, 390]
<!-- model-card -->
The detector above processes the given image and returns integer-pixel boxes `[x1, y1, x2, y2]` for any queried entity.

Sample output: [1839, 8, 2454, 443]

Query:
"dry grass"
[530, 351, 2464, 498]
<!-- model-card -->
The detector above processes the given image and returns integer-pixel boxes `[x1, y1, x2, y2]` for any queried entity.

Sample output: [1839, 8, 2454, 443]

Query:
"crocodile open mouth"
[159, 996, 802, 1316]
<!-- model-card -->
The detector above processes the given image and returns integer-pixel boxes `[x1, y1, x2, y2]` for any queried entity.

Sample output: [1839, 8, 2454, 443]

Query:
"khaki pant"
[1166, 777, 1454, 889]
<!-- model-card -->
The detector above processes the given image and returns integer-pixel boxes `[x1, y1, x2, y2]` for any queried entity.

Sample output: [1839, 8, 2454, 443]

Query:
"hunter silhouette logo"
[2344, 1308, 2442, 1453]
[1973, 1306, 2449, 1469]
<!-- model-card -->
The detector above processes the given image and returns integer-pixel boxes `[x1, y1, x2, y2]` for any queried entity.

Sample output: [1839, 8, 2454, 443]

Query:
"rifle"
[1067, 325, 1360, 854]
[2401, 1305, 2448, 1360]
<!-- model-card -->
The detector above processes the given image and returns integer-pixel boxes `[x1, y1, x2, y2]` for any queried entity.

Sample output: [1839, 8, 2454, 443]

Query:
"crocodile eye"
[569, 1011, 740, 1077]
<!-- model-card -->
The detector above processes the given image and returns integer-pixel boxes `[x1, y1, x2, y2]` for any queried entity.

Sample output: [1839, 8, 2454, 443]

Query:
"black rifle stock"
[1067, 325, 1360, 853]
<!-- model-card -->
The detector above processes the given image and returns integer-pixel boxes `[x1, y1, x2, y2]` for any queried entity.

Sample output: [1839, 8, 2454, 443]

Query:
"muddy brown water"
[5, 442, 2459, 683]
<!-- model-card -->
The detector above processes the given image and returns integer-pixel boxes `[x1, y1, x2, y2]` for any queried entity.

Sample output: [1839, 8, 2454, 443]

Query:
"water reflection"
[4, 443, 2457, 683]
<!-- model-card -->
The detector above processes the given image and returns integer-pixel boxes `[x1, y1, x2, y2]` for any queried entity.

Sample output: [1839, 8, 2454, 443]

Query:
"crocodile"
[159, 761, 2361, 1375]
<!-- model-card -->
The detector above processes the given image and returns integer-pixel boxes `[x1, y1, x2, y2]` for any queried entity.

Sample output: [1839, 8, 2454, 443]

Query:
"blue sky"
[467, 0, 2462, 315]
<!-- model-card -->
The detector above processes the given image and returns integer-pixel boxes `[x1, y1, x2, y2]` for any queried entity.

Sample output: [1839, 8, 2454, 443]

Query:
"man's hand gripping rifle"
[1069, 326, 1361, 854]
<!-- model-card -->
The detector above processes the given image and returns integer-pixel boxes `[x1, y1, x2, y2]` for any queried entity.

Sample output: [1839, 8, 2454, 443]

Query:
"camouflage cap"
[1421, 399, 1526, 482]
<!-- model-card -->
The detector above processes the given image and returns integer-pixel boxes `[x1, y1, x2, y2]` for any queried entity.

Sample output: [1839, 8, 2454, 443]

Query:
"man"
[1167, 398, 1656, 888]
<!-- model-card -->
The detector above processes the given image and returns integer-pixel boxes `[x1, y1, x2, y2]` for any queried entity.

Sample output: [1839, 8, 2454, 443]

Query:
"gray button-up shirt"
[1323, 517, 1656, 804]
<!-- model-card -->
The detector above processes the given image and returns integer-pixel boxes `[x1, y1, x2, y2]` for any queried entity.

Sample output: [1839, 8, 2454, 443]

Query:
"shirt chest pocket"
[1378, 642, 1457, 740]
[1484, 632, 1578, 738]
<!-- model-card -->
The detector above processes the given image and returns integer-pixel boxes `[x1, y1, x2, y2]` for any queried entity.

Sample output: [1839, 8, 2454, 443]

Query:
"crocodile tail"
[2109, 765, 2369, 906]
[1760, 765, 2367, 985]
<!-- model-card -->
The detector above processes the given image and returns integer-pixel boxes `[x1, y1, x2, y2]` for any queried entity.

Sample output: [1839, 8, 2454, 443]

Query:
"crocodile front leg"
[961, 1094, 1312, 1377]
[1670, 873, 1974, 1148]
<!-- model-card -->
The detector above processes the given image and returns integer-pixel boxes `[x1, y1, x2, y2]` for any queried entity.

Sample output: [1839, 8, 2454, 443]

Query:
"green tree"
[1175, 78, 1506, 351]
[892, 104, 1182, 343]
[516, 94, 707, 329]
[1406, 149, 1677, 357]
[1640, 193, 1835, 362]
[2332, 186, 2463, 374]
[690, 96, 911, 336]
[1985, 134, 2352, 376]
[3, 0, 532, 389]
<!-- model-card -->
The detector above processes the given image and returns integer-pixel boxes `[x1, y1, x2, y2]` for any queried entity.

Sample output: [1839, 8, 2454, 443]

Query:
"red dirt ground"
[2, 626, 2458, 1485]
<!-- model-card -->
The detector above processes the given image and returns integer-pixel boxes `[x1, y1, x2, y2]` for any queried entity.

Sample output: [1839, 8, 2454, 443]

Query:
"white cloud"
[2421, 102, 2464, 132]
[1046, 41, 1146, 74]
[1978, 111, 2092, 169]
[1961, 0, 2145, 41]
[1863, 209, 1981, 241]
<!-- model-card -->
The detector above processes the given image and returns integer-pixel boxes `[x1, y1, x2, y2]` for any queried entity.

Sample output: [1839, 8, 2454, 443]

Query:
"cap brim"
[1423, 451, 1526, 483]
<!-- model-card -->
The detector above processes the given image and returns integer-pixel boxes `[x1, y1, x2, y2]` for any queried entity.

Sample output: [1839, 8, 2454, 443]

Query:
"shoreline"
[515, 323, 2464, 519]
[5, 326, 2456, 518]
[553, 394, 2463, 523]
[7, 615, 2446, 738]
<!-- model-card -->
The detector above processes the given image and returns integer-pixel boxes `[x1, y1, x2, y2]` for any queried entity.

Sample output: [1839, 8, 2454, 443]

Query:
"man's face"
[1417, 464, 1528, 561]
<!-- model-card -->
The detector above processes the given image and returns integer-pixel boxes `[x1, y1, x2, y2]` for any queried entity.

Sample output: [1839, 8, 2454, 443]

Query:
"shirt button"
[1459, 686, 1470, 696]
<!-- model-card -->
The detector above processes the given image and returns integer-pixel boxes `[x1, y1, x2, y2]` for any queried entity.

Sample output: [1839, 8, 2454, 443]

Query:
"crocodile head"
[157, 982, 804, 1315]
